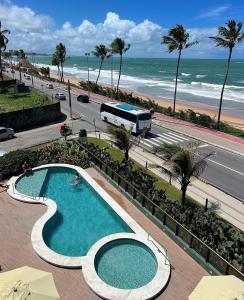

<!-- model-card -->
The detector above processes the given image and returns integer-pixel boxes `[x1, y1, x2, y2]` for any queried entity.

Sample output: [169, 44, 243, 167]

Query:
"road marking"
[207, 159, 244, 176]
[161, 132, 185, 142]
[141, 140, 153, 148]
[144, 139, 162, 147]
[155, 135, 174, 144]
[167, 132, 189, 141]
[198, 144, 209, 148]
[158, 133, 180, 143]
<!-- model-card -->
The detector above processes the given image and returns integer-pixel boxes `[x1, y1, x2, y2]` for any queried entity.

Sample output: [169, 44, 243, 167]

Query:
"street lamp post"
[85, 52, 90, 98]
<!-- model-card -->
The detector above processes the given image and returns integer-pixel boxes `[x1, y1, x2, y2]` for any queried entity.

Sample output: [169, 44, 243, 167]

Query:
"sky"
[1, 0, 244, 58]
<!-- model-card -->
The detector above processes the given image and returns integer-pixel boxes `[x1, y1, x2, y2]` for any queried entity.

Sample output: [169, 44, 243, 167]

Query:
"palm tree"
[109, 126, 134, 160]
[154, 143, 213, 206]
[0, 21, 10, 80]
[111, 38, 130, 95]
[162, 25, 198, 114]
[209, 20, 244, 129]
[92, 44, 111, 84]
[55, 43, 66, 82]
[51, 53, 60, 81]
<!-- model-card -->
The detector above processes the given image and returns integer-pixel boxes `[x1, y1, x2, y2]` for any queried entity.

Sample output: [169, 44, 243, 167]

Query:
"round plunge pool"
[94, 238, 158, 289]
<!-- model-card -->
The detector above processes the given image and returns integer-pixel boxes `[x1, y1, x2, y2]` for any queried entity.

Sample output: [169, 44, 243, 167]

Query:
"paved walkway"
[94, 133, 244, 231]
[0, 170, 207, 300]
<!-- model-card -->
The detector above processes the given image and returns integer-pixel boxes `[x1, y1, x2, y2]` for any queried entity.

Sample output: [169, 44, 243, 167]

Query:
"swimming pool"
[8, 164, 170, 299]
[16, 167, 133, 256]
[95, 238, 158, 289]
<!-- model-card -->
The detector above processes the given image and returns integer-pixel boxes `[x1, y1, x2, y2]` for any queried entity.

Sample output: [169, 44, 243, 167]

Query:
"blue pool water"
[95, 239, 158, 289]
[16, 167, 133, 256]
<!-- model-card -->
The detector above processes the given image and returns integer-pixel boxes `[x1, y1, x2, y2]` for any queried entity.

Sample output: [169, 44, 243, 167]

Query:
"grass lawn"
[87, 137, 195, 204]
[0, 85, 52, 113]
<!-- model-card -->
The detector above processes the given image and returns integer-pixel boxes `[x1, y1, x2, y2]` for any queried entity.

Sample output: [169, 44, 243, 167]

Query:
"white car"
[55, 93, 66, 100]
[0, 127, 15, 141]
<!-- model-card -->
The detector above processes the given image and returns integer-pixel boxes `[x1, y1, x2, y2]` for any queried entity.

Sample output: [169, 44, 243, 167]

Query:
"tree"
[209, 20, 244, 129]
[51, 53, 60, 81]
[0, 21, 10, 80]
[14, 49, 26, 82]
[111, 38, 130, 95]
[154, 143, 213, 206]
[92, 44, 111, 84]
[40, 67, 50, 78]
[55, 43, 66, 82]
[162, 25, 198, 114]
[109, 126, 134, 160]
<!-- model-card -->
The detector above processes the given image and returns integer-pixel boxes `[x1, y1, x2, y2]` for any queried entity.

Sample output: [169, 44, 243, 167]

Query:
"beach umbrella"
[188, 275, 244, 300]
[0, 266, 60, 299]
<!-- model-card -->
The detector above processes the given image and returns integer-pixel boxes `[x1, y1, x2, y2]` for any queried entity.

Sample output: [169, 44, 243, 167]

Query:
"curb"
[153, 120, 244, 158]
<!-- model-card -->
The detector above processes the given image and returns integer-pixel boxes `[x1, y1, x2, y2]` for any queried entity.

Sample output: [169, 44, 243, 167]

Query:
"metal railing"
[79, 142, 244, 280]
[147, 234, 170, 266]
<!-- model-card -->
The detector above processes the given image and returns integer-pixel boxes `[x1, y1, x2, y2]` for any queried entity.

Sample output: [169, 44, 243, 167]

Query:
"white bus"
[100, 102, 152, 135]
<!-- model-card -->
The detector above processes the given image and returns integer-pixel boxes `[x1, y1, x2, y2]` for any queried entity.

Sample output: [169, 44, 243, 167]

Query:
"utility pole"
[85, 52, 90, 98]
[68, 79, 73, 120]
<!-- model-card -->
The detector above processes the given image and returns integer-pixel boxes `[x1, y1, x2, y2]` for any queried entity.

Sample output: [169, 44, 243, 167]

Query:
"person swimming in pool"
[70, 172, 81, 185]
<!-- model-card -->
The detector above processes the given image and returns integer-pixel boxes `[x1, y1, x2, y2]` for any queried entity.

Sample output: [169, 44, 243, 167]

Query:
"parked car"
[77, 94, 89, 103]
[55, 93, 66, 100]
[0, 148, 7, 157]
[47, 83, 54, 89]
[0, 127, 15, 141]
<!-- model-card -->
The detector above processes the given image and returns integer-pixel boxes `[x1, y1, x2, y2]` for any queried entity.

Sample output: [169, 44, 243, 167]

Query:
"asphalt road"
[1, 72, 244, 201]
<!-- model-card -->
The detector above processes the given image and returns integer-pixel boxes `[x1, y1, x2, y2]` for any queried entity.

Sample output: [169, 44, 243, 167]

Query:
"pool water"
[95, 239, 158, 289]
[16, 167, 133, 256]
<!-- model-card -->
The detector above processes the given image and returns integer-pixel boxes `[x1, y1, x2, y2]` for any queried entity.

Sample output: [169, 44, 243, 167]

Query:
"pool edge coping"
[7, 163, 171, 299]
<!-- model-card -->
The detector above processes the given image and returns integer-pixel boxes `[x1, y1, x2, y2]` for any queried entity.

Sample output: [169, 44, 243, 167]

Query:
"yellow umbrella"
[0, 266, 60, 299]
[189, 275, 244, 300]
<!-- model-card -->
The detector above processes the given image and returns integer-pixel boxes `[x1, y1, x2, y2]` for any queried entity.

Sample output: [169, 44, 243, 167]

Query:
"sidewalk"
[92, 132, 244, 231]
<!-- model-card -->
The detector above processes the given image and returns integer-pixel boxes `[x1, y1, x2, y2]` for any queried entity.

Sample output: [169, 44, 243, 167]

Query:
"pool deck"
[0, 168, 208, 300]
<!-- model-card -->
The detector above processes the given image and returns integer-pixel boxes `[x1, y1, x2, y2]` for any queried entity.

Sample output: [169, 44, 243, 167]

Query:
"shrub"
[0, 141, 90, 181]
[83, 141, 244, 273]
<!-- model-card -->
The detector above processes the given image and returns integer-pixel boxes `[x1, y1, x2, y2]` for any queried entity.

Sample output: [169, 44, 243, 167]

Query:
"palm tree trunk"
[96, 58, 103, 84]
[181, 186, 187, 206]
[173, 49, 182, 114]
[117, 54, 123, 95]
[217, 47, 232, 130]
[0, 48, 3, 80]
[125, 148, 129, 160]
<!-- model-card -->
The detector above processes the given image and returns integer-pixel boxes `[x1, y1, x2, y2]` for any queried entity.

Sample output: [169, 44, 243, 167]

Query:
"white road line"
[157, 134, 178, 143]
[162, 132, 185, 142]
[198, 144, 209, 148]
[167, 132, 189, 141]
[155, 136, 174, 144]
[142, 141, 153, 148]
[144, 139, 162, 147]
[208, 159, 244, 176]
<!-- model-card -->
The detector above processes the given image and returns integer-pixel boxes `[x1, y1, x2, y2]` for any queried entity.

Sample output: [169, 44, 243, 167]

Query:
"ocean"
[31, 56, 244, 117]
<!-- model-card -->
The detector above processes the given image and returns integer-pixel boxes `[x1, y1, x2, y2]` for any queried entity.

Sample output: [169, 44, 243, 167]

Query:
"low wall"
[0, 102, 62, 131]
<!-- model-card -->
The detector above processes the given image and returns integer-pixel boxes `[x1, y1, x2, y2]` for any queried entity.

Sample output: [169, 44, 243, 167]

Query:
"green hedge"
[0, 141, 90, 181]
[83, 141, 244, 273]
[79, 81, 244, 138]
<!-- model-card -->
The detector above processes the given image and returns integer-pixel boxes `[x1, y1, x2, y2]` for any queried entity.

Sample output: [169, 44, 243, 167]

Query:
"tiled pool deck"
[0, 168, 208, 300]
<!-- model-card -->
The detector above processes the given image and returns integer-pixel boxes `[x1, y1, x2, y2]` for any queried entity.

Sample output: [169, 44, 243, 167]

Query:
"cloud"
[0, 1, 53, 32]
[197, 5, 231, 19]
[1, 2, 243, 58]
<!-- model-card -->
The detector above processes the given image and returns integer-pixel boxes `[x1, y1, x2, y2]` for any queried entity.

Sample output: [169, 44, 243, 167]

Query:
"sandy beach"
[50, 71, 244, 129]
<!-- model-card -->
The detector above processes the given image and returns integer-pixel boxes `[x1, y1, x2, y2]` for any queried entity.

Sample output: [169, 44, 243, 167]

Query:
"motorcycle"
[60, 127, 72, 137]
